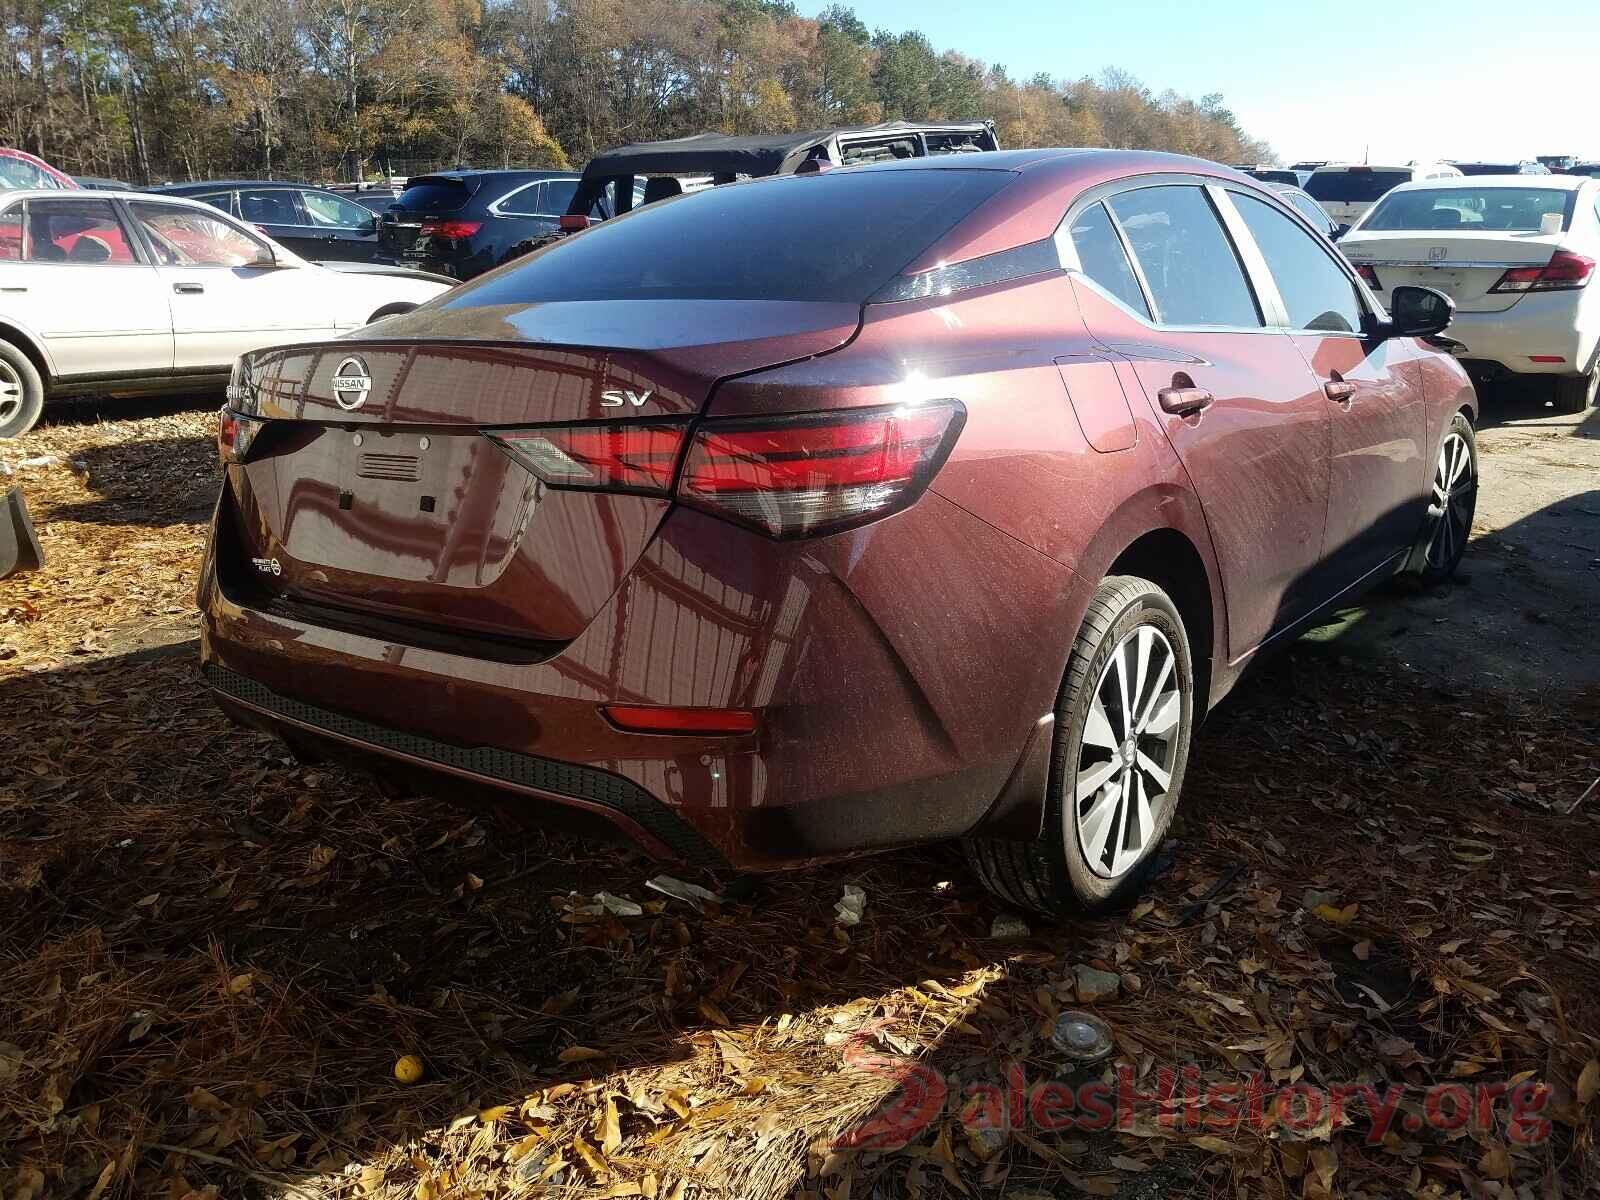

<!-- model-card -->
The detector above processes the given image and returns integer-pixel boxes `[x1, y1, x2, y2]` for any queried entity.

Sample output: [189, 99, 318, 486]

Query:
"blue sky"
[818, 0, 1599, 165]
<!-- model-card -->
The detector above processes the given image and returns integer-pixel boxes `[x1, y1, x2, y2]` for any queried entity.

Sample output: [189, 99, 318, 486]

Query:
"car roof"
[1310, 162, 1450, 173]
[408, 169, 575, 182]
[0, 188, 235, 206]
[1385, 174, 1588, 192]
[148, 179, 317, 191]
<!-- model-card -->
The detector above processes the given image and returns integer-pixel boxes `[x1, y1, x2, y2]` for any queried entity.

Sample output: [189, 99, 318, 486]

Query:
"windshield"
[0, 155, 64, 190]
[1306, 170, 1411, 203]
[445, 168, 1012, 305]
[1362, 187, 1574, 232]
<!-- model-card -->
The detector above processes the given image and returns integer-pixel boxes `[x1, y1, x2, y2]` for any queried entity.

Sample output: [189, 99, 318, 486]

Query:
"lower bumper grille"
[201, 662, 725, 867]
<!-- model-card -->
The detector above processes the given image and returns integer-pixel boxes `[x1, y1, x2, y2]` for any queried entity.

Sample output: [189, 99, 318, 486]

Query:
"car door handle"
[172, 282, 204, 295]
[1324, 380, 1357, 403]
[1157, 386, 1214, 415]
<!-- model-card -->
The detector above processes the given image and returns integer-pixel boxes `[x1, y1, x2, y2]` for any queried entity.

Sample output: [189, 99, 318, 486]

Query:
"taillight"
[1488, 250, 1595, 294]
[492, 423, 687, 494]
[677, 401, 965, 538]
[419, 219, 482, 239]
[1355, 264, 1382, 290]
[488, 401, 965, 537]
[217, 406, 263, 463]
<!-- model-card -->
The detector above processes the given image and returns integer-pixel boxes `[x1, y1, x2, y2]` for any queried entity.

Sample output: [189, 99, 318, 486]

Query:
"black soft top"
[568, 120, 999, 215]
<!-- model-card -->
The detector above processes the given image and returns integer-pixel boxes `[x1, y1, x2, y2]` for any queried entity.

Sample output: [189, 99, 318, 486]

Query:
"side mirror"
[1330, 223, 1350, 241]
[366, 214, 380, 234]
[1386, 285, 1455, 339]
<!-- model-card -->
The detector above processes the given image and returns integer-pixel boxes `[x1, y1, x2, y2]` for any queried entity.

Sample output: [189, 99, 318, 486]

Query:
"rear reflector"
[419, 219, 482, 239]
[1529, 354, 1566, 363]
[1488, 250, 1595, 294]
[493, 423, 687, 494]
[678, 401, 966, 538]
[603, 704, 756, 735]
[1355, 264, 1382, 290]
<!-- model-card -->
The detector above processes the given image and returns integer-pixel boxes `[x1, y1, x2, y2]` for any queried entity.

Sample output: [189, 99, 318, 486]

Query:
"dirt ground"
[1305, 380, 1600, 690]
[1, 388, 1597, 1200]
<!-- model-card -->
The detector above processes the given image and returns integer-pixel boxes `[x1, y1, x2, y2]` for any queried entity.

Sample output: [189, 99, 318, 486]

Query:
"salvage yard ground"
[2, 390, 1597, 1199]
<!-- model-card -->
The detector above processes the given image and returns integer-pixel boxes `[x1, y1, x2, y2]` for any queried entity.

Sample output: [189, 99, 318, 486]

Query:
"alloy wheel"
[1074, 624, 1185, 879]
[1426, 432, 1475, 570]
[0, 359, 20, 428]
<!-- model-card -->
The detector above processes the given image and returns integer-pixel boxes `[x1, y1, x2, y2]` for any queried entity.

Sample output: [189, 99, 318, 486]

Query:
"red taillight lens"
[602, 704, 756, 735]
[1488, 250, 1595, 294]
[558, 214, 589, 232]
[217, 406, 263, 464]
[677, 401, 965, 538]
[493, 423, 687, 494]
[1355, 264, 1382, 290]
[419, 219, 482, 239]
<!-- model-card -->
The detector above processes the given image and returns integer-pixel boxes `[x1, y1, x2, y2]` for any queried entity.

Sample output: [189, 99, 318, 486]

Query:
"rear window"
[1251, 170, 1300, 186]
[444, 168, 1012, 304]
[1362, 187, 1574, 233]
[396, 177, 474, 214]
[1305, 170, 1411, 203]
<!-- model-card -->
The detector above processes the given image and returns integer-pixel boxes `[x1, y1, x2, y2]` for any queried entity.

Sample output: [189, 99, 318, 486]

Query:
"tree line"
[1, 0, 1272, 185]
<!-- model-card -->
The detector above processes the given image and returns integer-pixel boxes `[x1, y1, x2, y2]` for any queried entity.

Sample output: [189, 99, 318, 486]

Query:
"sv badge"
[601, 389, 654, 408]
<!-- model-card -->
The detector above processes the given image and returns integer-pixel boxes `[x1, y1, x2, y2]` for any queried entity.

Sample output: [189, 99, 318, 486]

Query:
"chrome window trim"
[489, 177, 581, 219]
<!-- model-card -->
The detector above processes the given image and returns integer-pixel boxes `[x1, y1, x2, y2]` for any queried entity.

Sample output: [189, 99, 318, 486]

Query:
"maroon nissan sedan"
[200, 149, 1478, 914]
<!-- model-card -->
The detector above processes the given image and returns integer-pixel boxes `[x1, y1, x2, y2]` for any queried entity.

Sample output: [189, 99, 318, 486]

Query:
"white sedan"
[0, 190, 453, 436]
[1340, 175, 1600, 412]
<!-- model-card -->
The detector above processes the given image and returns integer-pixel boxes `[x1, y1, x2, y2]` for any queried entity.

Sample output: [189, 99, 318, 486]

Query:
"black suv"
[378, 171, 579, 280]
[146, 180, 386, 262]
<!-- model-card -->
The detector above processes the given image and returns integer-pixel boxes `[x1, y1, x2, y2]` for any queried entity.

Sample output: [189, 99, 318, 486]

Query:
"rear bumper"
[1432, 293, 1597, 377]
[197, 481, 1081, 871]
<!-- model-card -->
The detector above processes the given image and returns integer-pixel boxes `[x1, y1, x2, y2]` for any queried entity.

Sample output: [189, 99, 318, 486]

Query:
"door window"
[300, 190, 375, 229]
[1107, 186, 1261, 327]
[238, 189, 303, 226]
[21, 198, 138, 264]
[1231, 193, 1364, 334]
[129, 201, 268, 266]
[495, 181, 547, 217]
[1062, 201, 1150, 318]
[542, 178, 578, 214]
[191, 191, 238, 217]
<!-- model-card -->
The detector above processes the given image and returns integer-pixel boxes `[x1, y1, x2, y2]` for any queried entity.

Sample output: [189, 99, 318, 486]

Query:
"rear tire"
[966, 575, 1196, 917]
[1552, 368, 1598, 415]
[0, 340, 45, 439]
[1403, 411, 1476, 584]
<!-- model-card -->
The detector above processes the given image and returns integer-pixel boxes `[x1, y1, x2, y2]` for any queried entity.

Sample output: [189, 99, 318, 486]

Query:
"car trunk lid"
[223, 299, 860, 647]
[379, 175, 478, 258]
[1340, 229, 1568, 313]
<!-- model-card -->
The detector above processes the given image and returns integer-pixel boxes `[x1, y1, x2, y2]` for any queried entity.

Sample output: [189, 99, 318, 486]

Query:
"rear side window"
[1305, 170, 1411, 203]
[445, 169, 1012, 305]
[397, 178, 473, 213]
[1108, 186, 1261, 328]
[1064, 202, 1150, 318]
[22, 198, 138, 264]
[192, 191, 237, 216]
[1232, 193, 1363, 334]
[543, 179, 578, 214]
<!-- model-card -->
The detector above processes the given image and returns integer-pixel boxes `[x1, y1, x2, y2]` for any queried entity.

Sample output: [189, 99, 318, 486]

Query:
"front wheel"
[1403, 411, 1477, 583]
[966, 575, 1196, 916]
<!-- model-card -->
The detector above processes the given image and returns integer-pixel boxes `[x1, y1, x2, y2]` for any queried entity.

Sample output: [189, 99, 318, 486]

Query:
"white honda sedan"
[1340, 175, 1600, 412]
[0, 190, 453, 436]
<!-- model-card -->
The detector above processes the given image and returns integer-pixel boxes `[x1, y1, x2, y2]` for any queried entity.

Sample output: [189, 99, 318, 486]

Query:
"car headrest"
[641, 176, 683, 205]
[67, 234, 113, 262]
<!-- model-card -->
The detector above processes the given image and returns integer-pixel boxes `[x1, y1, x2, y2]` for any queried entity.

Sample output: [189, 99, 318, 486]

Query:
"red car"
[0, 148, 77, 191]
[199, 150, 1477, 913]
